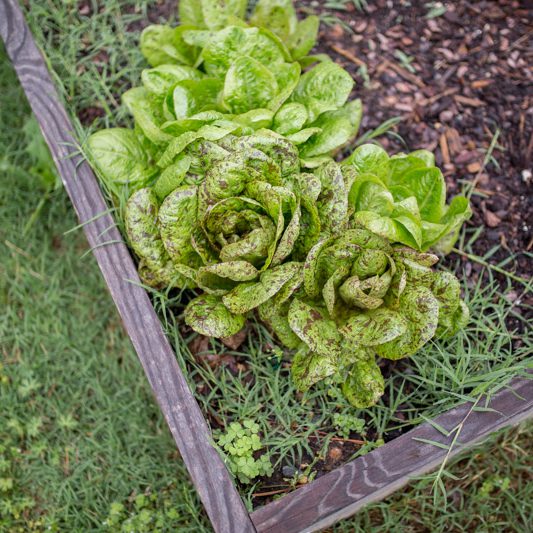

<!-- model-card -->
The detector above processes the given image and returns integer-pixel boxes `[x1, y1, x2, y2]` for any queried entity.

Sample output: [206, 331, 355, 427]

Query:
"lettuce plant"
[260, 227, 469, 407]
[86, 0, 471, 409]
[122, 133, 313, 338]
[89, 0, 362, 180]
[344, 144, 472, 253]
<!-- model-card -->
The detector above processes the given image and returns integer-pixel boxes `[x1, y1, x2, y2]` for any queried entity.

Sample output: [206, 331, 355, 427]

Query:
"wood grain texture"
[0, 2, 255, 531]
[251, 374, 532, 533]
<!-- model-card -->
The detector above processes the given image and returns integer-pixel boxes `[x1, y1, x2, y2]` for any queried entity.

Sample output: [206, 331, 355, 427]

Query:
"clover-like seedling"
[333, 414, 366, 440]
[216, 420, 273, 484]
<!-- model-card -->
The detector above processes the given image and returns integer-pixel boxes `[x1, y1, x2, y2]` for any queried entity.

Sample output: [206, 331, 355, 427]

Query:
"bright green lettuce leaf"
[222, 56, 279, 114]
[270, 62, 301, 112]
[201, 26, 289, 78]
[344, 144, 472, 253]
[123, 87, 173, 144]
[140, 25, 200, 67]
[201, 0, 248, 30]
[273, 102, 308, 135]
[169, 78, 223, 119]
[389, 167, 446, 223]
[152, 154, 192, 200]
[288, 16, 320, 60]
[87, 128, 157, 198]
[299, 99, 362, 158]
[344, 143, 389, 179]
[232, 108, 274, 130]
[185, 294, 246, 337]
[178, 0, 206, 27]
[250, 0, 298, 42]
[141, 65, 204, 97]
[291, 61, 354, 122]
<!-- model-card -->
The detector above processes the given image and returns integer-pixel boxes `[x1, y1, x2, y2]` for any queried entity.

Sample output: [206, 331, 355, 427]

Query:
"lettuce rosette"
[260, 226, 469, 408]
[122, 133, 312, 338]
[111, 0, 362, 167]
[344, 144, 472, 254]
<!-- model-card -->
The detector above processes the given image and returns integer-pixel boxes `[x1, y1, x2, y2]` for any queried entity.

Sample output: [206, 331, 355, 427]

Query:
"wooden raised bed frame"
[1, 1, 531, 531]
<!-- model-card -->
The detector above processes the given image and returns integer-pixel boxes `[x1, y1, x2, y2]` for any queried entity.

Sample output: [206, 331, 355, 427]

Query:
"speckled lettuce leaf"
[291, 347, 338, 392]
[158, 185, 202, 268]
[288, 298, 343, 358]
[197, 261, 260, 294]
[431, 270, 469, 338]
[157, 123, 239, 167]
[87, 128, 157, 198]
[203, 196, 275, 267]
[375, 285, 439, 360]
[185, 294, 246, 337]
[291, 61, 354, 122]
[222, 56, 279, 114]
[315, 161, 349, 235]
[140, 25, 200, 67]
[340, 308, 407, 347]
[288, 15, 320, 60]
[259, 300, 301, 349]
[222, 262, 301, 314]
[258, 262, 303, 348]
[233, 134, 299, 178]
[342, 354, 385, 408]
[125, 188, 192, 287]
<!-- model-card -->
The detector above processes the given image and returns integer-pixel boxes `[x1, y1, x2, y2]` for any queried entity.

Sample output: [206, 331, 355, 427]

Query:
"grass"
[1, 0, 532, 530]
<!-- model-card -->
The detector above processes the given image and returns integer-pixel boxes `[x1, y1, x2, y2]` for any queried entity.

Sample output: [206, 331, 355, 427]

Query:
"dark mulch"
[309, 0, 532, 283]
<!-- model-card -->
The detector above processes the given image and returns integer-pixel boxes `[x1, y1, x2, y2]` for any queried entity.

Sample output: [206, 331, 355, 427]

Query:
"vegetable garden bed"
[1, 0, 531, 531]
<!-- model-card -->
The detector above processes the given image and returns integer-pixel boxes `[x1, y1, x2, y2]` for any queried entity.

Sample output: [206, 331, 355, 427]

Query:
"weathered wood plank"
[251, 374, 532, 532]
[0, 2, 255, 531]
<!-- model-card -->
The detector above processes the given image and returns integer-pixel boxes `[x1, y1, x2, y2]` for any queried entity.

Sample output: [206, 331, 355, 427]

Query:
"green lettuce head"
[344, 144, 472, 254]
[260, 226, 469, 407]
[108, 0, 362, 167]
